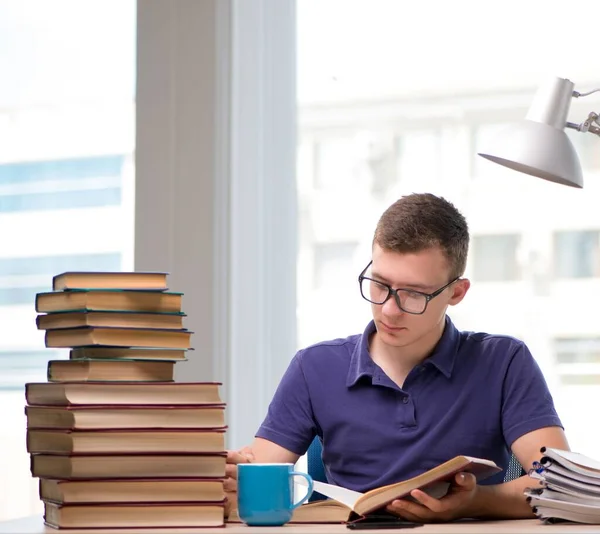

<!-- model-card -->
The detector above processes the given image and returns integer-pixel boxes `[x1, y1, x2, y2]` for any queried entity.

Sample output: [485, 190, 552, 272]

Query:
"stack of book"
[525, 447, 600, 524]
[25, 271, 227, 529]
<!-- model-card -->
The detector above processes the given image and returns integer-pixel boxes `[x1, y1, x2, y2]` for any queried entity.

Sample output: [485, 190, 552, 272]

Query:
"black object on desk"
[346, 511, 422, 530]
[347, 520, 423, 529]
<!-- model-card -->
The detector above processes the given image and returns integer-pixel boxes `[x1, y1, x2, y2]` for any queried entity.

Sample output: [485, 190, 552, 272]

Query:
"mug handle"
[289, 471, 314, 510]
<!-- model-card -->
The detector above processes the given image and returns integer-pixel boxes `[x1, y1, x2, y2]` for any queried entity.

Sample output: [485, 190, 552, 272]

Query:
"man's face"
[368, 244, 469, 349]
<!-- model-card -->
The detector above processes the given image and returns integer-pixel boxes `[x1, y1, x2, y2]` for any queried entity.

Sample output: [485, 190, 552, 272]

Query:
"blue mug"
[237, 463, 314, 526]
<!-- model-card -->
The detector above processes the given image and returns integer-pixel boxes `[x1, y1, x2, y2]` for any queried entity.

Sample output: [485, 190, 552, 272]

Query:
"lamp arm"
[568, 87, 600, 136]
[566, 111, 600, 137]
[573, 88, 600, 98]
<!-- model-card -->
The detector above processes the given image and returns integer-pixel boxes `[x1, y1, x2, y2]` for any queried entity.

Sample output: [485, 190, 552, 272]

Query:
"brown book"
[25, 382, 222, 406]
[47, 359, 175, 382]
[26, 405, 226, 430]
[279, 456, 501, 523]
[31, 453, 227, 479]
[40, 478, 225, 504]
[70, 346, 188, 361]
[45, 326, 192, 348]
[228, 502, 357, 524]
[52, 271, 169, 291]
[35, 290, 182, 313]
[27, 428, 226, 454]
[44, 501, 224, 528]
[37, 310, 185, 331]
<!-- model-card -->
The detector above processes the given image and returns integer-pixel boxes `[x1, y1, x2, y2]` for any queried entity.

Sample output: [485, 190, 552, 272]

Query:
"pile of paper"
[525, 448, 600, 524]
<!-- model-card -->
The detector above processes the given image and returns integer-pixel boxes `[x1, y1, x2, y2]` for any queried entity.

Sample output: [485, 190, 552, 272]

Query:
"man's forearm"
[467, 476, 537, 519]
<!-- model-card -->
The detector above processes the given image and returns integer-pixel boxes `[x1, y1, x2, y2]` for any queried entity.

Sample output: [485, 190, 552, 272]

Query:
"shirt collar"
[346, 315, 460, 387]
[346, 321, 378, 387]
[425, 315, 460, 379]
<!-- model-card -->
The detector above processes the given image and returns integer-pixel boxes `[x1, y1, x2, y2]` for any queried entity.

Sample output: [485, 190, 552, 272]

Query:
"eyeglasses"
[358, 261, 460, 315]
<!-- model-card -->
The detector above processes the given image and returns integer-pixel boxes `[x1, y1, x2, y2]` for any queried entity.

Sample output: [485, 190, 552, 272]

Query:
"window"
[554, 339, 600, 453]
[0, 351, 61, 390]
[0, 188, 121, 213]
[0, 252, 122, 306]
[314, 136, 368, 191]
[313, 241, 359, 290]
[0, 155, 125, 185]
[396, 130, 442, 190]
[555, 338, 600, 365]
[297, 0, 600, 465]
[0, 253, 122, 276]
[568, 130, 600, 172]
[471, 235, 521, 282]
[0, 155, 126, 212]
[472, 123, 514, 180]
[554, 231, 600, 279]
[0, 0, 135, 521]
[364, 132, 398, 199]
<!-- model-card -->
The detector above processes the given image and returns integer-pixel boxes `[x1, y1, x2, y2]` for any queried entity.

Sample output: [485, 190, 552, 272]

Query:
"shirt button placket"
[398, 393, 416, 427]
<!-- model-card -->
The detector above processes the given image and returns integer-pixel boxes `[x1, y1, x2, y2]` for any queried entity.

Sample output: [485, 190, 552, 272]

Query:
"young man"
[226, 193, 568, 522]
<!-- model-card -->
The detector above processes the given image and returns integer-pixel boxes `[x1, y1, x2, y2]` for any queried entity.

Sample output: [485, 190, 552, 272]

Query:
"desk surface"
[1, 516, 599, 534]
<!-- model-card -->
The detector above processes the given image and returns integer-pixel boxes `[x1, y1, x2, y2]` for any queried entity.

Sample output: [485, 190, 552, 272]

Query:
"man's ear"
[448, 278, 470, 306]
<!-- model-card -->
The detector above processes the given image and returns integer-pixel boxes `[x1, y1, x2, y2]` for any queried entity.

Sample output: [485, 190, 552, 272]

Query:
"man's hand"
[386, 472, 477, 523]
[224, 447, 254, 517]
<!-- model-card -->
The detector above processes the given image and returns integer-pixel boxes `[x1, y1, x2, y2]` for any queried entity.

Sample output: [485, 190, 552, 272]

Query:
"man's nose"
[382, 294, 404, 315]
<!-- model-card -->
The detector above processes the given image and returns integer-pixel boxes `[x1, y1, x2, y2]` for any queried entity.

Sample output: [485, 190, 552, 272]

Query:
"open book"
[229, 455, 500, 524]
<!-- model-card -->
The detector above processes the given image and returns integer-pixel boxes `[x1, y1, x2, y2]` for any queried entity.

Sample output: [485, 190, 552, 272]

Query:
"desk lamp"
[477, 76, 600, 188]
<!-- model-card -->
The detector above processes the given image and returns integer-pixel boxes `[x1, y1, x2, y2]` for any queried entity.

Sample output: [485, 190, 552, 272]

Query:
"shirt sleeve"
[255, 352, 317, 455]
[501, 341, 563, 447]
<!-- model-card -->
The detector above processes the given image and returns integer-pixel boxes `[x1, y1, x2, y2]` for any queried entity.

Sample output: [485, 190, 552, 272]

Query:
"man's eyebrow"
[370, 271, 432, 291]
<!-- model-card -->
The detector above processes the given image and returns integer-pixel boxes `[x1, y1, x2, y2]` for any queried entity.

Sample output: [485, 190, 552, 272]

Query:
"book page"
[545, 462, 600, 486]
[414, 481, 450, 500]
[539, 469, 600, 494]
[544, 449, 600, 474]
[528, 494, 600, 516]
[535, 488, 600, 507]
[296, 478, 362, 510]
[534, 506, 600, 525]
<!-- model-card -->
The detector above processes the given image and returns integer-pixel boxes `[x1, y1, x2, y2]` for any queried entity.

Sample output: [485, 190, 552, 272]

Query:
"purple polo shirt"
[256, 316, 562, 492]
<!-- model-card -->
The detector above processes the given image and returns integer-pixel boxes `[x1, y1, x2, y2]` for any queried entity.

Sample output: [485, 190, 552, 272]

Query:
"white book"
[528, 494, 600, 515]
[526, 488, 600, 508]
[541, 448, 600, 479]
[534, 506, 600, 525]
[539, 473, 600, 498]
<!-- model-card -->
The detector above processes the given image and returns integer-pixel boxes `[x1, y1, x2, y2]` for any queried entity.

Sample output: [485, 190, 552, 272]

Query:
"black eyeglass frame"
[357, 260, 460, 315]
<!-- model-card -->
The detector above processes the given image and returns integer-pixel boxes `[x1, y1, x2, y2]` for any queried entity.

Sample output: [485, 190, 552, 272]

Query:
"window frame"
[134, 0, 297, 449]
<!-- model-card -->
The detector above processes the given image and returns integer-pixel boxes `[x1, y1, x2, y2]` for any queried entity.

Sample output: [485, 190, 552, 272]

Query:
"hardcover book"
[52, 271, 169, 291]
[25, 382, 222, 406]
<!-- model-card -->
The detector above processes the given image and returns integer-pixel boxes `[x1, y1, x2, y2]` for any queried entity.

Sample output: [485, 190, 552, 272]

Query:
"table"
[1, 516, 600, 534]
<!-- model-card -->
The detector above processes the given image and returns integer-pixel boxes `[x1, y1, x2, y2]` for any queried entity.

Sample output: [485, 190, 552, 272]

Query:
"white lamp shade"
[478, 76, 584, 188]
[478, 120, 583, 188]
